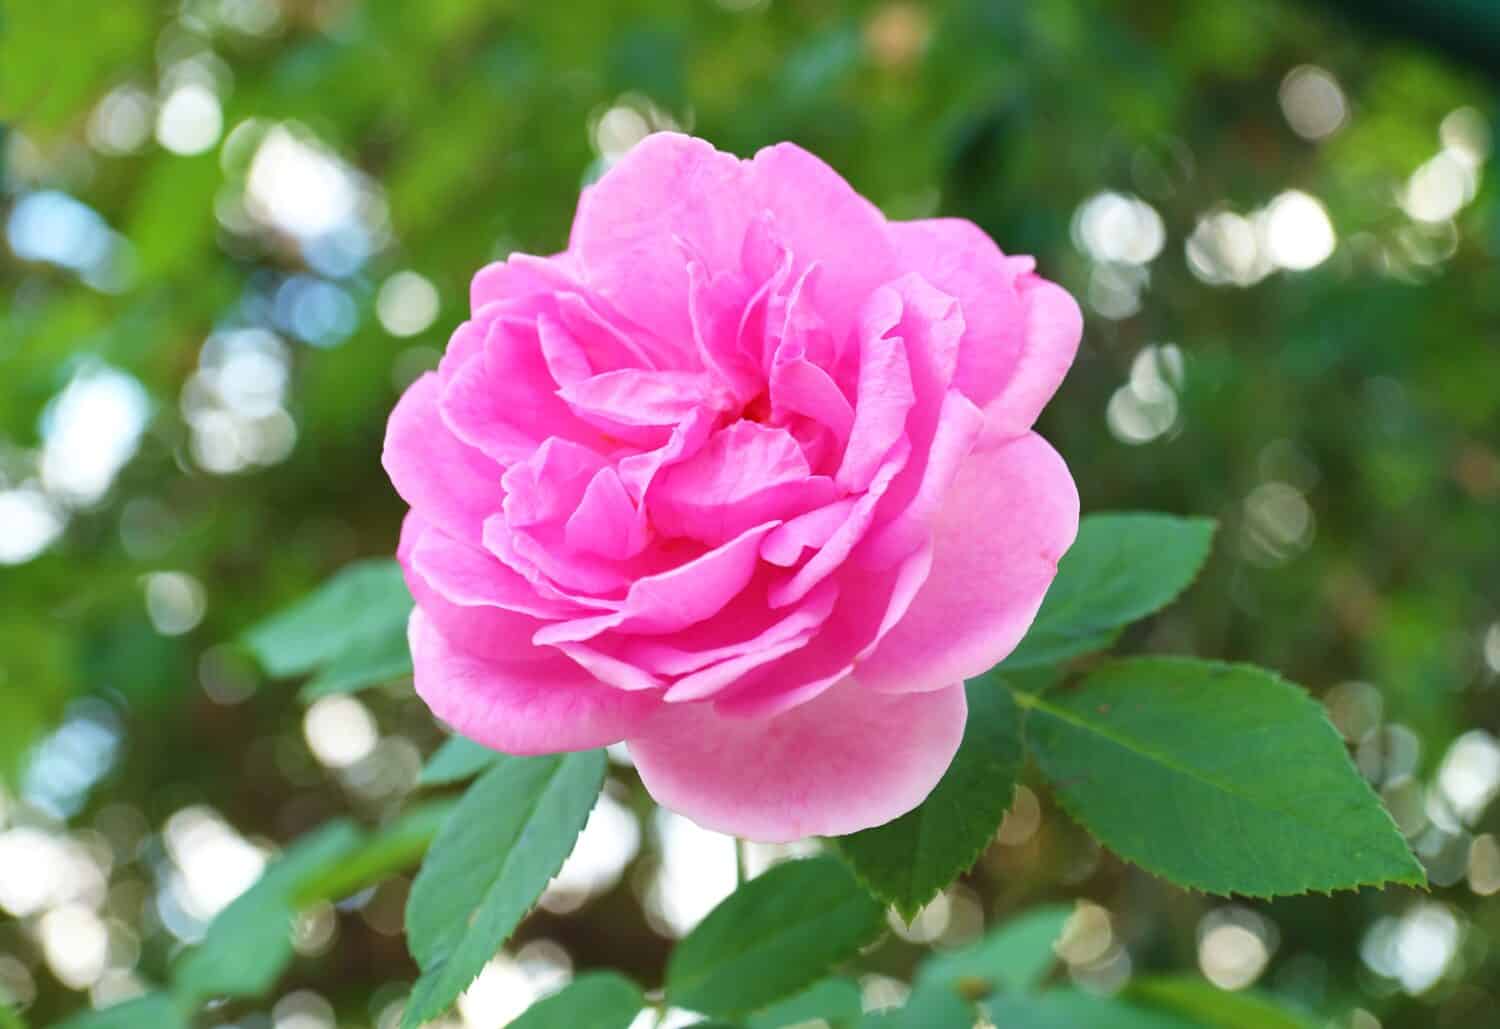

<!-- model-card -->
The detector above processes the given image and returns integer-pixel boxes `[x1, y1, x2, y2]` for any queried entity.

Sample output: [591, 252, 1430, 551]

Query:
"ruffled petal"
[628, 677, 966, 842]
[651, 422, 835, 546]
[382, 373, 503, 544]
[977, 274, 1084, 446]
[835, 289, 915, 492]
[570, 133, 750, 350]
[535, 520, 780, 643]
[855, 432, 1079, 694]
[441, 317, 596, 464]
[409, 609, 660, 755]
[856, 390, 984, 569]
[746, 142, 900, 342]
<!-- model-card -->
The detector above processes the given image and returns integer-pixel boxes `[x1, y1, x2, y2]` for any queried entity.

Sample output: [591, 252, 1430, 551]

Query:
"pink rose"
[384, 133, 1080, 842]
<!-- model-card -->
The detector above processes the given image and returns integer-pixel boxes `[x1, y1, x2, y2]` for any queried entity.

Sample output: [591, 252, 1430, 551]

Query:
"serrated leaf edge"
[401, 754, 605, 1028]
[1016, 658, 1426, 898]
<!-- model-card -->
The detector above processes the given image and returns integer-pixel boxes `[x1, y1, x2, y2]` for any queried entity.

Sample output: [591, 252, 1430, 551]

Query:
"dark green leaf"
[917, 904, 1071, 997]
[748, 977, 862, 1028]
[836, 683, 1023, 918]
[1022, 658, 1425, 895]
[667, 856, 885, 1018]
[1004, 514, 1216, 669]
[988, 990, 1202, 1028]
[51, 994, 187, 1029]
[1128, 976, 1318, 1029]
[402, 752, 607, 1028]
[510, 972, 643, 1029]
[243, 560, 411, 679]
[173, 821, 363, 1003]
[419, 735, 503, 787]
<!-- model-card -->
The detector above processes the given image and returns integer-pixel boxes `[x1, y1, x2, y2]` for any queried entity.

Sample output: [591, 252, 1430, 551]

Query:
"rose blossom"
[384, 133, 1080, 842]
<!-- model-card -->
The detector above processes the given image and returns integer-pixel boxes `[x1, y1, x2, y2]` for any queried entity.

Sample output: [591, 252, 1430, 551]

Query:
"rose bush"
[383, 132, 1081, 841]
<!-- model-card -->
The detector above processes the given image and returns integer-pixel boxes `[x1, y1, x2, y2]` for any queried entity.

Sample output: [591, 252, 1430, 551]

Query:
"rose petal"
[856, 389, 984, 569]
[535, 520, 779, 643]
[836, 289, 915, 492]
[855, 432, 1079, 694]
[409, 608, 660, 755]
[571, 133, 750, 349]
[978, 274, 1084, 446]
[441, 317, 596, 464]
[746, 142, 900, 342]
[565, 466, 649, 560]
[886, 218, 1028, 404]
[651, 421, 835, 546]
[382, 372, 503, 544]
[723, 544, 930, 717]
[771, 437, 910, 608]
[628, 677, 966, 842]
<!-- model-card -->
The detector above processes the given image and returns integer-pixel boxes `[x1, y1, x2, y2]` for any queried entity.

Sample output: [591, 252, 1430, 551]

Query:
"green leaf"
[748, 977, 863, 1028]
[0, 1002, 26, 1029]
[987, 990, 1203, 1029]
[836, 683, 1023, 918]
[667, 856, 885, 1018]
[857, 984, 973, 1028]
[402, 751, 607, 1028]
[173, 820, 363, 1003]
[243, 559, 411, 679]
[917, 904, 1072, 998]
[419, 735, 503, 787]
[295, 799, 457, 905]
[1003, 514, 1216, 670]
[1128, 976, 1317, 1029]
[510, 972, 643, 1029]
[299, 628, 413, 699]
[1021, 658, 1425, 896]
[52, 994, 188, 1029]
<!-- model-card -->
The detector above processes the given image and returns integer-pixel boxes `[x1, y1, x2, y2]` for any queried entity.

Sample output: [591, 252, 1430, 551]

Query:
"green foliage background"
[1, 0, 1497, 1026]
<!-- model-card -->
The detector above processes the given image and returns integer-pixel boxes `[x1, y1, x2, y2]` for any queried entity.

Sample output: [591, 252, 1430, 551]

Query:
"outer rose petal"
[744, 143, 899, 339]
[888, 219, 1082, 445]
[571, 134, 749, 349]
[628, 677, 966, 842]
[979, 275, 1084, 446]
[855, 432, 1079, 694]
[409, 609, 660, 755]
[382, 373, 503, 544]
[399, 515, 557, 663]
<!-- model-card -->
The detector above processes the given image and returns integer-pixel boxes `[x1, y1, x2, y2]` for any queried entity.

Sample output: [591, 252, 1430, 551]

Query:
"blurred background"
[2, 1, 1498, 1026]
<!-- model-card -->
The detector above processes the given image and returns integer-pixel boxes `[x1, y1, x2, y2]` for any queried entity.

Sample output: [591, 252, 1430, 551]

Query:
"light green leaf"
[510, 972, 643, 1029]
[988, 990, 1202, 1028]
[243, 559, 411, 679]
[748, 977, 862, 1028]
[52, 994, 187, 1029]
[295, 799, 456, 905]
[1004, 514, 1216, 670]
[419, 735, 503, 787]
[857, 984, 973, 1028]
[667, 856, 885, 1018]
[299, 628, 413, 699]
[836, 683, 1023, 919]
[1022, 658, 1425, 896]
[0, 1002, 26, 1029]
[173, 821, 363, 1003]
[402, 751, 607, 1028]
[917, 904, 1072, 997]
[1128, 976, 1318, 1029]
